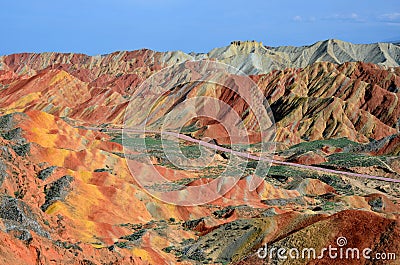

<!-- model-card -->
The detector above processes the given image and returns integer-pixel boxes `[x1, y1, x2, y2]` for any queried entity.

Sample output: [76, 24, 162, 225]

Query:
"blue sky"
[1, 0, 399, 55]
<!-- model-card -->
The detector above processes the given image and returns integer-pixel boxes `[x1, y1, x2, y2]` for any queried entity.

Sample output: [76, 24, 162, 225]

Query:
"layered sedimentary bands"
[0, 40, 399, 264]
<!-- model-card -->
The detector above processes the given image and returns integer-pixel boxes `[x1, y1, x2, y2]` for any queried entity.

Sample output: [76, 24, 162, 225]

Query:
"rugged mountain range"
[2, 39, 400, 75]
[1, 46, 399, 148]
[0, 40, 399, 264]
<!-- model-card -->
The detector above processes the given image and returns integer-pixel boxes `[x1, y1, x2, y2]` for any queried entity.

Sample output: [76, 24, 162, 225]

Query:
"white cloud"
[378, 12, 400, 22]
[292, 15, 317, 23]
[292, 13, 363, 23]
[293, 15, 302, 22]
[350, 13, 358, 19]
[386, 23, 400, 26]
[323, 13, 365, 23]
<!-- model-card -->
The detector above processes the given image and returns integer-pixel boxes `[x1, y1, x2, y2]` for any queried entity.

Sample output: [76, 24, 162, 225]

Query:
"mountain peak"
[230, 40, 264, 46]
[228, 40, 266, 51]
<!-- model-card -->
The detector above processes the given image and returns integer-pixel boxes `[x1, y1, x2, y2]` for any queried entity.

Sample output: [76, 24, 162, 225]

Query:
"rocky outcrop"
[355, 133, 400, 155]
[0, 196, 50, 240]
[40, 175, 73, 212]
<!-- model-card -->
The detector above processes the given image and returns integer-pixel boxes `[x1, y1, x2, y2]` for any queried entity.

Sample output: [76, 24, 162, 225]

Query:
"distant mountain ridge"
[204, 39, 400, 74]
[1, 39, 400, 75]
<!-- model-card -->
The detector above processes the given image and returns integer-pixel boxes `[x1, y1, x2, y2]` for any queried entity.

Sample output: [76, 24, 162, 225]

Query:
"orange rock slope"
[0, 109, 397, 264]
